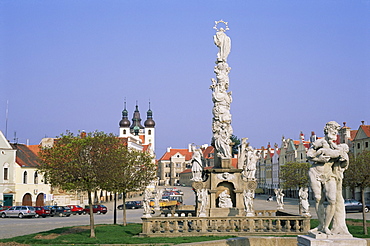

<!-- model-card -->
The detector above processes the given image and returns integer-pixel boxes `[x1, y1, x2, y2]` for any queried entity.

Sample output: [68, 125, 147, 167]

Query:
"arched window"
[148, 129, 152, 135]
[34, 171, 38, 184]
[123, 129, 126, 134]
[23, 171, 28, 184]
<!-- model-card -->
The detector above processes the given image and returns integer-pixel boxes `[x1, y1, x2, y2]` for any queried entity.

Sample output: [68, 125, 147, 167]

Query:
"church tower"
[119, 101, 131, 137]
[130, 103, 145, 136]
[144, 102, 156, 152]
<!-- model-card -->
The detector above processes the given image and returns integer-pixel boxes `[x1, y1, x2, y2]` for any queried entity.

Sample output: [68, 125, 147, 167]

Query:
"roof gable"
[354, 125, 370, 140]
[0, 131, 12, 149]
[159, 148, 192, 161]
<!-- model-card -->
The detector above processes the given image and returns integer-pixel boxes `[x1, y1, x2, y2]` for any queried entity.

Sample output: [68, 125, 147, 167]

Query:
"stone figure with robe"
[307, 121, 350, 236]
[274, 188, 284, 210]
[190, 145, 204, 182]
[218, 189, 233, 208]
[214, 27, 231, 62]
[299, 187, 310, 216]
[197, 188, 208, 217]
[142, 189, 152, 217]
[243, 189, 254, 216]
[242, 146, 260, 180]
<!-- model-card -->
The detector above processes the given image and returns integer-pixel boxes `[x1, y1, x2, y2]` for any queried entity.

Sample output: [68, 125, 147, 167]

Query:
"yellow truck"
[149, 199, 178, 209]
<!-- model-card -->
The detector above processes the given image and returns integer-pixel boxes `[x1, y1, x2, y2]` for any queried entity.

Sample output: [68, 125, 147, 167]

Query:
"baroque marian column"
[210, 20, 233, 169]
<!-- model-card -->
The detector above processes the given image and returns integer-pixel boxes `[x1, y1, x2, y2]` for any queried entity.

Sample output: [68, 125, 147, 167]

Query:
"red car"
[83, 205, 107, 214]
[34, 206, 51, 218]
[67, 205, 84, 215]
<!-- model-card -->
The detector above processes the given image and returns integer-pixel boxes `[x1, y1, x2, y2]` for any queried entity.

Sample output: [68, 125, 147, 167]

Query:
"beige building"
[0, 131, 52, 207]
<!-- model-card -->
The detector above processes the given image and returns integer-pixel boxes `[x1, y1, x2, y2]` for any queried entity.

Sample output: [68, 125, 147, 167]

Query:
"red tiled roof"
[159, 148, 193, 161]
[11, 144, 41, 168]
[202, 146, 214, 159]
[350, 130, 357, 141]
[360, 125, 370, 138]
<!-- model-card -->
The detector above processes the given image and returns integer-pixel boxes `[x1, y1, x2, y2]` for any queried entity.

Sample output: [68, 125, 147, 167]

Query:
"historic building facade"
[0, 131, 52, 207]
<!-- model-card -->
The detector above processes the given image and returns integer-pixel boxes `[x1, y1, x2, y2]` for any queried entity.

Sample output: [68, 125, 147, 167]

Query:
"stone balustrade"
[141, 211, 310, 237]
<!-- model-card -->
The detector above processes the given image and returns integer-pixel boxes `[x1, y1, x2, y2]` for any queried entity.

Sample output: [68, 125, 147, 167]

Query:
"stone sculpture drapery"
[211, 20, 233, 159]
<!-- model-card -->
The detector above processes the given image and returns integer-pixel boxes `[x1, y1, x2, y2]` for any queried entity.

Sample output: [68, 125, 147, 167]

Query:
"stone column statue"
[211, 20, 233, 162]
[213, 21, 231, 62]
[197, 188, 208, 217]
[275, 188, 284, 210]
[190, 144, 204, 182]
[242, 146, 260, 180]
[243, 189, 254, 216]
[307, 121, 351, 236]
[154, 188, 163, 211]
[299, 187, 310, 216]
[142, 189, 152, 218]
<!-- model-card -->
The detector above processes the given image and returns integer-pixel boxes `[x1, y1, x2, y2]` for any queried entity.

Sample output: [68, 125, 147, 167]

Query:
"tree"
[100, 146, 156, 226]
[343, 150, 370, 235]
[230, 134, 240, 155]
[280, 162, 310, 193]
[38, 131, 122, 238]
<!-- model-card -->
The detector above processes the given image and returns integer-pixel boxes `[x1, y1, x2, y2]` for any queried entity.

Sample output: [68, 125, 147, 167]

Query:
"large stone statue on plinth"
[298, 121, 366, 246]
[191, 20, 259, 219]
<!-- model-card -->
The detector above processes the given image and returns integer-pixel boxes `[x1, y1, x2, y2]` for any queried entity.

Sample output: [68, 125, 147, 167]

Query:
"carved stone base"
[142, 214, 152, 218]
[297, 235, 366, 246]
[220, 158, 233, 169]
[209, 208, 242, 217]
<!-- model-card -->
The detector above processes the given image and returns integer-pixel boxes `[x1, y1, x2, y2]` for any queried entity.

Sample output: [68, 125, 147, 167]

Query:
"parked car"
[1, 206, 36, 218]
[34, 206, 51, 218]
[44, 205, 72, 217]
[344, 199, 370, 213]
[118, 201, 142, 210]
[83, 205, 107, 214]
[67, 205, 84, 215]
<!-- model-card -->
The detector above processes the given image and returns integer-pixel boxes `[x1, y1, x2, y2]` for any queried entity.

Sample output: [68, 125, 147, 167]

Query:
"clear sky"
[1, 0, 369, 157]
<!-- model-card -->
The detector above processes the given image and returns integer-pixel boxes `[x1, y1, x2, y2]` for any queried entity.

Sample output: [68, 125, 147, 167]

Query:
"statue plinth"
[297, 235, 366, 246]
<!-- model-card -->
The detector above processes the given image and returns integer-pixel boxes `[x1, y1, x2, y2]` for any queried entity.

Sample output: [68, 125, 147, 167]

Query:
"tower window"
[34, 171, 38, 184]
[4, 168, 8, 180]
[148, 129, 152, 135]
[123, 129, 126, 134]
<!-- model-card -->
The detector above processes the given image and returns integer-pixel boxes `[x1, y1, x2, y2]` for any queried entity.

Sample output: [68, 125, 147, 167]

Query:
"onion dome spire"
[144, 101, 155, 128]
[119, 100, 130, 127]
[130, 102, 144, 135]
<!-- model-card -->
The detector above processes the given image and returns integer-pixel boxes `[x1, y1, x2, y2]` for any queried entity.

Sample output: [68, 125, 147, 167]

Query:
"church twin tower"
[118, 102, 156, 152]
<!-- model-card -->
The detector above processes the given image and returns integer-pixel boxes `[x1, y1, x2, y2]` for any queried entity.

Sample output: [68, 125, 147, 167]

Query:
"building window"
[165, 172, 170, 177]
[148, 129, 152, 135]
[123, 129, 126, 134]
[366, 142, 369, 148]
[4, 168, 8, 180]
[34, 172, 38, 184]
[165, 163, 170, 168]
[357, 143, 361, 149]
[176, 163, 182, 168]
[23, 171, 28, 184]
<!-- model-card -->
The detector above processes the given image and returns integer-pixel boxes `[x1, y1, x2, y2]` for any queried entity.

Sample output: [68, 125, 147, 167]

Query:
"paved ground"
[0, 186, 366, 239]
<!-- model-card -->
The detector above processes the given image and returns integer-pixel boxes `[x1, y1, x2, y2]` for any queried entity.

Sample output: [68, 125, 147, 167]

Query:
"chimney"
[167, 147, 172, 152]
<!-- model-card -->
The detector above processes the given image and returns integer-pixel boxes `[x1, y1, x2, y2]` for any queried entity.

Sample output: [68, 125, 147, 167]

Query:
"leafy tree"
[100, 146, 156, 226]
[39, 131, 122, 238]
[280, 162, 310, 191]
[343, 150, 370, 235]
[230, 134, 240, 155]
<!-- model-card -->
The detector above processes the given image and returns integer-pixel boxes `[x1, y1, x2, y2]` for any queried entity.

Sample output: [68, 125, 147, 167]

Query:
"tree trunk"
[122, 191, 127, 226]
[361, 187, 368, 235]
[88, 190, 96, 238]
[113, 192, 117, 225]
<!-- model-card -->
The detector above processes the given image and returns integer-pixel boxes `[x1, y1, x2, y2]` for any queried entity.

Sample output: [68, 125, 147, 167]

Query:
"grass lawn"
[0, 219, 369, 245]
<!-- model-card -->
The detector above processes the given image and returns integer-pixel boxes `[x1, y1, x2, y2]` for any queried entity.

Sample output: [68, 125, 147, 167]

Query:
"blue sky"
[1, 0, 369, 157]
